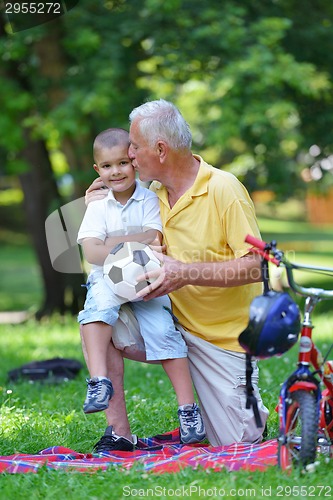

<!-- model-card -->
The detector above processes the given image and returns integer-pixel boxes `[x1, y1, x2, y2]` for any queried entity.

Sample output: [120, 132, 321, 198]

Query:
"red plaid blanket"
[0, 429, 278, 474]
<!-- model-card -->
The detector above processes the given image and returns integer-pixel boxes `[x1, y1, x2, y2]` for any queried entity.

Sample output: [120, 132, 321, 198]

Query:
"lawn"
[0, 216, 332, 498]
[1, 315, 333, 499]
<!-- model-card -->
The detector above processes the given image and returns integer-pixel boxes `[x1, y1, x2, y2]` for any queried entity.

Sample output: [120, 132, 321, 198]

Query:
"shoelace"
[87, 379, 104, 397]
[94, 434, 119, 451]
[179, 408, 200, 428]
[94, 435, 162, 452]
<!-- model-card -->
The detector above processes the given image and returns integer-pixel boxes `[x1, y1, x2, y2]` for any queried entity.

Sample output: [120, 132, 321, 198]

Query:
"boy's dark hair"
[93, 128, 129, 159]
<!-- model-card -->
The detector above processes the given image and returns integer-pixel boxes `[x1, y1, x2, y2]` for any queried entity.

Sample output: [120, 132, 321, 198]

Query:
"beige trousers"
[112, 306, 269, 446]
[178, 326, 269, 446]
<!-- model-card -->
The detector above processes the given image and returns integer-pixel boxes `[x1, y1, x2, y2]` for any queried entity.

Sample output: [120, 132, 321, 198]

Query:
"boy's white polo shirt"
[77, 181, 162, 246]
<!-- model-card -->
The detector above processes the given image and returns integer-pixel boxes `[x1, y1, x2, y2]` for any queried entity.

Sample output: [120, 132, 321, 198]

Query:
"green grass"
[0, 315, 333, 499]
[0, 215, 332, 498]
[0, 243, 42, 313]
[0, 318, 182, 451]
[260, 217, 333, 258]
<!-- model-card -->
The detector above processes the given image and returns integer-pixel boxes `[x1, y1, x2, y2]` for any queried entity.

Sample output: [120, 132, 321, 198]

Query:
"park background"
[0, 1, 333, 498]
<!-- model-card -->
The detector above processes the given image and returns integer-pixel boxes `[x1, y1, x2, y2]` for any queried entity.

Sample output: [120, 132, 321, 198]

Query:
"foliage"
[131, 0, 333, 196]
[1, 0, 333, 315]
[1, 0, 333, 195]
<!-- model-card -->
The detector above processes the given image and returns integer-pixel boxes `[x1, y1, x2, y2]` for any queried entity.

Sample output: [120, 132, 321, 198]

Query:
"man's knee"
[111, 304, 149, 362]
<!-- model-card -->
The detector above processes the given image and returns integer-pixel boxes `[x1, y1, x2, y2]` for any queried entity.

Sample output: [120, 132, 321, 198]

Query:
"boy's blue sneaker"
[83, 377, 114, 414]
[178, 403, 206, 444]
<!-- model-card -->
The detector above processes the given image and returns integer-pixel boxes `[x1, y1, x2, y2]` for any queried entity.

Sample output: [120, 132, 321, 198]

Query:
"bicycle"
[244, 234, 333, 471]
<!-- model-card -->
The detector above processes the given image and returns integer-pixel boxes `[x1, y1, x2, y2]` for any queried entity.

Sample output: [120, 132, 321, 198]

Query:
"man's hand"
[136, 253, 186, 300]
[149, 243, 167, 254]
[85, 177, 109, 205]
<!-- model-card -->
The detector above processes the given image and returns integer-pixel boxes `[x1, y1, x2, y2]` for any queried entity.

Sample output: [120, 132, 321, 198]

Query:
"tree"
[128, 0, 333, 196]
[0, 19, 78, 318]
[1, 0, 333, 316]
[0, 1, 155, 316]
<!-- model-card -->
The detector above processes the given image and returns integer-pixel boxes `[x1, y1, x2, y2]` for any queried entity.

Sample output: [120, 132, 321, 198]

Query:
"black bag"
[8, 357, 83, 384]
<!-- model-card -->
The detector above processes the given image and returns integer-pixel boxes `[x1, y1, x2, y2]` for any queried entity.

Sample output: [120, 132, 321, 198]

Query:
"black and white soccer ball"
[103, 242, 161, 301]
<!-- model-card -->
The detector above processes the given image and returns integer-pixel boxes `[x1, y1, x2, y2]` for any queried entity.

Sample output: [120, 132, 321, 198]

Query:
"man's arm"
[85, 177, 109, 205]
[136, 252, 262, 300]
[178, 252, 262, 287]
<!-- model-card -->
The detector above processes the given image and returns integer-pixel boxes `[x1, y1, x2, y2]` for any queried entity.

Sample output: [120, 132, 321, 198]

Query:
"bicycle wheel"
[278, 390, 318, 470]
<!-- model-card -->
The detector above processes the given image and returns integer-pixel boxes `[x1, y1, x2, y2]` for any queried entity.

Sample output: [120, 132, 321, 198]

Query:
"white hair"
[129, 99, 192, 150]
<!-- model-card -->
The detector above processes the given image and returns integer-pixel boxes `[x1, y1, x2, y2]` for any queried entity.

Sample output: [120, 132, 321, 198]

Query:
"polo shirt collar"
[106, 180, 145, 203]
[188, 155, 211, 197]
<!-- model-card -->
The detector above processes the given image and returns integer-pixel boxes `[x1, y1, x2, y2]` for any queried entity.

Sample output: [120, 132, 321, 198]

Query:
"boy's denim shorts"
[78, 275, 188, 361]
[78, 275, 121, 326]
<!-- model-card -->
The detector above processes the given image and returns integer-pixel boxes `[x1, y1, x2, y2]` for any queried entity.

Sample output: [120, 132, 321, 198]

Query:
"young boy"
[77, 128, 206, 445]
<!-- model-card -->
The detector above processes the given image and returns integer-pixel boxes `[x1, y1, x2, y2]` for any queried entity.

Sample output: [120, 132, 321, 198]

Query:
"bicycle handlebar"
[245, 234, 282, 266]
[245, 234, 333, 300]
[245, 234, 268, 251]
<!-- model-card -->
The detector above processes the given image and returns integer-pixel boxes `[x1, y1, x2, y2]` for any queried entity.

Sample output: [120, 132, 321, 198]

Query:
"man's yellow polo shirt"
[151, 156, 263, 352]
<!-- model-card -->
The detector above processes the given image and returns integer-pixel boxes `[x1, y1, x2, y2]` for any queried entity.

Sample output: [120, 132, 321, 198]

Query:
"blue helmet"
[238, 291, 300, 359]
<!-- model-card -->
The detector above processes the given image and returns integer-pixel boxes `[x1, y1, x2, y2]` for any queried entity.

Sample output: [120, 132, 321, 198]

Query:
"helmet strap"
[245, 353, 264, 428]
[243, 249, 270, 428]
[261, 257, 270, 295]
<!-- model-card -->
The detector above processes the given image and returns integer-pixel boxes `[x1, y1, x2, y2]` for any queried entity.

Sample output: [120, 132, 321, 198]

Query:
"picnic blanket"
[0, 429, 278, 474]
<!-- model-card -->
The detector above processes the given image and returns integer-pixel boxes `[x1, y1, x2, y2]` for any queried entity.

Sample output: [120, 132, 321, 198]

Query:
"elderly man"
[84, 99, 268, 452]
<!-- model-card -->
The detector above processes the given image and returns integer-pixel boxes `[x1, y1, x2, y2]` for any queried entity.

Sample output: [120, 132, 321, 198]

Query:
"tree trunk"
[19, 138, 65, 316]
[19, 134, 85, 318]
[0, 17, 86, 318]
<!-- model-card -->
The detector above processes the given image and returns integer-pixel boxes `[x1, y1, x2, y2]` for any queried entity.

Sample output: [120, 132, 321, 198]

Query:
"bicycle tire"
[278, 390, 317, 470]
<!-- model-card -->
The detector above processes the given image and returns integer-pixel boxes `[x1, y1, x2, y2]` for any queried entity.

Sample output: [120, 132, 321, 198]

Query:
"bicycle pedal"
[317, 436, 331, 456]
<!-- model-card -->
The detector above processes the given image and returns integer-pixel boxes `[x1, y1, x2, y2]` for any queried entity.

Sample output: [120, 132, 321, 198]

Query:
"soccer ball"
[103, 241, 161, 301]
